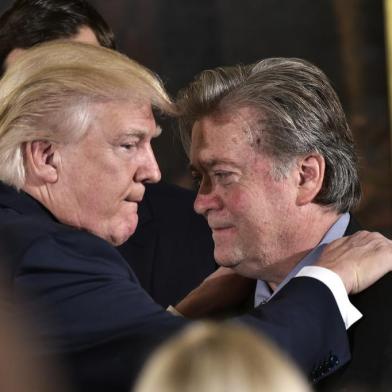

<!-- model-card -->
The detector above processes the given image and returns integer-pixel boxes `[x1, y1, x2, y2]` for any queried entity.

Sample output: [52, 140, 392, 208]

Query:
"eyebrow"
[120, 125, 162, 139]
[189, 158, 238, 172]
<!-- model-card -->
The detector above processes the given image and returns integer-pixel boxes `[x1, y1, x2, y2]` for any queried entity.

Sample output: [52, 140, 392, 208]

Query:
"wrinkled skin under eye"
[212, 171, 236, 186]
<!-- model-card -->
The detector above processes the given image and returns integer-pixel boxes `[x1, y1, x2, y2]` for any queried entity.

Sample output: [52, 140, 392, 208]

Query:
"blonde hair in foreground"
[134, 322, 311, 392]
[0, 40, 176, 189]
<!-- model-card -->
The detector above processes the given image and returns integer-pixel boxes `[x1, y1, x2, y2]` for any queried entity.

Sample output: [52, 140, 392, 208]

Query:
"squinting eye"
[213, 171, 234, 185]
[121, 144, 136, 151]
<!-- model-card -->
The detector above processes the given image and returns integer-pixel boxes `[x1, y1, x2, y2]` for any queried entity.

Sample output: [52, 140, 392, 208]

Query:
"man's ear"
[4, 48, 26, 69]
[295, 154, 325, 206]
[24, 140, 59, 184]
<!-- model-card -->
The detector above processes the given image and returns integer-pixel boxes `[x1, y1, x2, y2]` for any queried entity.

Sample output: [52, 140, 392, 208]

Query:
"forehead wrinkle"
[191, 138, 244, 169]
[190, 156, 240, 170]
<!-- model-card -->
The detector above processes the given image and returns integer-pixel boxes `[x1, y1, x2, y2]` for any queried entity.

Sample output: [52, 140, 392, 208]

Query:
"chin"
[215, 244, 250, 273]
[107, 231, 132, 246]
[113, 227, 137, 246]
[107, 216, 139, 246]
[108, 234, 127, 246]
[214, 252, 240, 269]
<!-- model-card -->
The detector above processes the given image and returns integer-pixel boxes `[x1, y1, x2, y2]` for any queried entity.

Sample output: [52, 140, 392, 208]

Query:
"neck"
[265, 208, 342, 289]
[23, 183, 78, 228]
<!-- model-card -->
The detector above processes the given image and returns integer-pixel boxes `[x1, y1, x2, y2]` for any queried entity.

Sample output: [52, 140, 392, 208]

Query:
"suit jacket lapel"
[344, 214, 361, 235]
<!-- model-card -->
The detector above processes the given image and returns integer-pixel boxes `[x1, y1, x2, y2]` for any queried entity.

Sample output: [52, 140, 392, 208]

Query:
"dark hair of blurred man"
[0, 0, 115, 74]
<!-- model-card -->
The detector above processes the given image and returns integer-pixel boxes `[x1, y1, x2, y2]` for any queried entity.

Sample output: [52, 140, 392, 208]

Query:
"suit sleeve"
[15, 230, 349, 390]
[237, 276, 350, 381]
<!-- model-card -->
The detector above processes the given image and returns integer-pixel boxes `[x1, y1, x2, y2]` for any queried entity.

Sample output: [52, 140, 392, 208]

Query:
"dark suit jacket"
[0, 182, 350, 392]
[317, 217, 392, 392]
[118, 182, 216, 308]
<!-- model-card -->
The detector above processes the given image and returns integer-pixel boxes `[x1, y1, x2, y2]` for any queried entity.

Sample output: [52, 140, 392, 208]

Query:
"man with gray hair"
[2, 39, 392, 391]
[178, 57, 392, 390]
[3, 41, 389, 391]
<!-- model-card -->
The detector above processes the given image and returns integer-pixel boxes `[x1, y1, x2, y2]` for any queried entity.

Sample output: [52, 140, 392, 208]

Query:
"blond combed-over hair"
[135, 322, 311, 392]
[0, 40, 176, 189]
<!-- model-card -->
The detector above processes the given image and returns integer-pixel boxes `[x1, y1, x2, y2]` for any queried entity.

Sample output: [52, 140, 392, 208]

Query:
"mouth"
[124, 195, 143, 204]
[211, 225, 232, 230]
[122, 198, 139, 215]
[208, 221, 234, 230]
[209, 225, 235, 236]
[124, 186, 145, 204]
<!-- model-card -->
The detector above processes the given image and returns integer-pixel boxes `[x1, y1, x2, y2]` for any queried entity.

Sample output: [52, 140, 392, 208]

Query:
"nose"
[135, 144, 161, 184]
[194, 186, 221, 216]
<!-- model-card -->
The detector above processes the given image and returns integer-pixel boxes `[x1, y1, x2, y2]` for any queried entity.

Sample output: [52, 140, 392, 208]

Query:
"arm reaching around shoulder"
[316, 231, 392, 294]
[174, 267, 255, 318]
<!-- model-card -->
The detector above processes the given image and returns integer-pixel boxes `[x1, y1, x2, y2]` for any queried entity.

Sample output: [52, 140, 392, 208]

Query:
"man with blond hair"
[1, 41, 392, 392]
[0, 0, 217, 309]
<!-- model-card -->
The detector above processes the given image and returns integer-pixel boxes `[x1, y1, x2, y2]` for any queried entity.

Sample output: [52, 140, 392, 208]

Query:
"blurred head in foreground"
[0, 281, 68, 392]
[134, 322, 311, 392]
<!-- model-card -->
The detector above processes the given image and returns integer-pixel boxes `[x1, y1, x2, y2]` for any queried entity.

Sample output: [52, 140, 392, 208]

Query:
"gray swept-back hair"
[177, 57, 361, 213]
[0, 40, 176, 189]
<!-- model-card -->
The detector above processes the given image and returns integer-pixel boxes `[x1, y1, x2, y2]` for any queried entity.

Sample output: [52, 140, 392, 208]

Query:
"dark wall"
[0, 0, 390, 234]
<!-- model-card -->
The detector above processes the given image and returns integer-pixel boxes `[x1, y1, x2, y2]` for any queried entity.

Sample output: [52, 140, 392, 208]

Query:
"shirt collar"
[254, 213, 350, 307]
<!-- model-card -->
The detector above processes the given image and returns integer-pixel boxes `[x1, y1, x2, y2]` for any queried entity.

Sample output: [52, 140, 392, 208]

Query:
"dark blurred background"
[0, 0, 391, 235]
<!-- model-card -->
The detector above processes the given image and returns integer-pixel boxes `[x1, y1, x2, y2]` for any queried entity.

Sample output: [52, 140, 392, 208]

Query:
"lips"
[122, 198, 139, 215]
[123, 185, 145, 204]
[210, 225, 233, 231]
[209, 223, 235, 236]
[208, 220, 234, 230]
[124, 192, 144, 204]
[124, 197, 139, 203]
[210, 226, 235, 243]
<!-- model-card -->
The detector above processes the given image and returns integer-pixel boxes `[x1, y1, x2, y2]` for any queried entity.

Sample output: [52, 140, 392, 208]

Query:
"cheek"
[74, 170, 121, 209]
[224, 188, 254, 215]
[224, 186, 270, 235]
[85, 162, 130, 195]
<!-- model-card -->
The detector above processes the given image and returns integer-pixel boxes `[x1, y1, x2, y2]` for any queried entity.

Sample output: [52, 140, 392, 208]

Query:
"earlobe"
[296, 154, 325, 206]
[24, 140, 59, 184]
